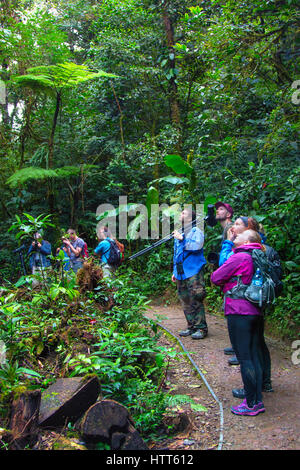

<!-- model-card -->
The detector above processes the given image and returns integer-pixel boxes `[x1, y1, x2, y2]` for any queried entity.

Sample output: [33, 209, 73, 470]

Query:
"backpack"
[82, 242, 89, 258]
[106, 239, 124, 267]
[225, 248, 282, 309]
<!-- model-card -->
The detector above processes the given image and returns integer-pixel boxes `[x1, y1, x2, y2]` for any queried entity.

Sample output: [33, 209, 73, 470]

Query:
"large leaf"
[127, 213, 147, 240]
[164, 154, 193, 175]
[152, 176, 190, 185]
[96, 203, 141, 222]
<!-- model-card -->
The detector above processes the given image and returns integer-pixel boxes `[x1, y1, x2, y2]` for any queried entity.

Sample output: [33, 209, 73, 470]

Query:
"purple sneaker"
[231, 399, 265, 416]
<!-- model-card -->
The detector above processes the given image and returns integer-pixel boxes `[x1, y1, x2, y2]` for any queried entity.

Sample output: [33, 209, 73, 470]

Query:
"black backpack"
[106, 239, 122, 267]
[264, 244, 283, 296]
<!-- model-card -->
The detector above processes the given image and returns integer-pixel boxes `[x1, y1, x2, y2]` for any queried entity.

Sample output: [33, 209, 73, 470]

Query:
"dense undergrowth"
[0, 258, 208, 449]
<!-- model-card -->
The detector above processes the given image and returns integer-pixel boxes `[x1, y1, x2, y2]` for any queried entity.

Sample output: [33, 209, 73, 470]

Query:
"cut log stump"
[78, 399, 148, 450]
[9, 390, 41, 450]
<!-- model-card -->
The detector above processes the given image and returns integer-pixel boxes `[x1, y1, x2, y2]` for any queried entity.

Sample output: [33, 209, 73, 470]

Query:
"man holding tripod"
[172, 207, 208, 340]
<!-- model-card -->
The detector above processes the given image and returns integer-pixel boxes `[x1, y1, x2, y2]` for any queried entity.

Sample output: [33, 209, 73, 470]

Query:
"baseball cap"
[215, 201, 234, 217]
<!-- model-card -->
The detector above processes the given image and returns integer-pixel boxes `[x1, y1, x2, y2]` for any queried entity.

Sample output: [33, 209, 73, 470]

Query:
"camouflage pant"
[177, 269, 208, 332]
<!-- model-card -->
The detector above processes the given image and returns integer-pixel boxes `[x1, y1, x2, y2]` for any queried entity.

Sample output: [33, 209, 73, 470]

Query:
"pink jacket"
[210, 243, 262, 316]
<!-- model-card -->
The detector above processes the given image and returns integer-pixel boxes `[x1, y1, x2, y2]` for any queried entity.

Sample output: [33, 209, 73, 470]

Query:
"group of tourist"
[26, 201, 281, 417]
[27, 226, 115, 277]
[172, 201, 281, 417]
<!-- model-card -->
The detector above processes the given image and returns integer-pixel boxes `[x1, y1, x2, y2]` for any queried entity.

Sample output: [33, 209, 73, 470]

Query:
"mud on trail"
[146, 302, 300, 451]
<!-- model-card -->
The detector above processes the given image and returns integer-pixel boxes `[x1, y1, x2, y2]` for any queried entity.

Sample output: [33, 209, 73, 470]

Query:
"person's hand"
[173, 230, 183, 241]
[171, 274, 176, 283]
[227, 227, 235, 242]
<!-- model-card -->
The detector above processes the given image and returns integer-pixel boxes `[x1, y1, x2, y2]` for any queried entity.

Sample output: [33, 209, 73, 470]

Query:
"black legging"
[258, 316, 272, 388]
[227, 314, 263, 407]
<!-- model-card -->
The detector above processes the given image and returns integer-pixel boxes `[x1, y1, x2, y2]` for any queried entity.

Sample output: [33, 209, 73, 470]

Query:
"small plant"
[0, 360, 41, 396]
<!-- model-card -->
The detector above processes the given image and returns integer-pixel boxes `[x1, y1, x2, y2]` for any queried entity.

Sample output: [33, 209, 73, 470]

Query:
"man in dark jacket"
[28, 232, 52, 274]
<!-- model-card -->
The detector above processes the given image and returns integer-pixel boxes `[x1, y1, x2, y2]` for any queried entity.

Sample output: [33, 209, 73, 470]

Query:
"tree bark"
[161, 1, 182, 152]
[9, 390, 41, 450]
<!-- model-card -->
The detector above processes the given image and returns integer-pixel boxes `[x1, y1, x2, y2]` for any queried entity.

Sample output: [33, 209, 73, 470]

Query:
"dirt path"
[146, 303, 300, 450]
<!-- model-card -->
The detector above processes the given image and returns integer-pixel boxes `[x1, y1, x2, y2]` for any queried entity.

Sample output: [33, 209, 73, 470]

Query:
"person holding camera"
[62, 229, 86, 274]
[27, 232, 52, 275]
[172, 208, 208, 340]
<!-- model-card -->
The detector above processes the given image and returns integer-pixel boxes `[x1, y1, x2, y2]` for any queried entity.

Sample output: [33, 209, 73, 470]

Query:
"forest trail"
[146, 302, 300, 451]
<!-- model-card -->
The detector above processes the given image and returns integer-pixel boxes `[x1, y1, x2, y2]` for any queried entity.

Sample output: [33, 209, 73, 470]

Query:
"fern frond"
[6, 167, 58, 188]
[6, 164, 98, 188]
[13, 62, 117, 93]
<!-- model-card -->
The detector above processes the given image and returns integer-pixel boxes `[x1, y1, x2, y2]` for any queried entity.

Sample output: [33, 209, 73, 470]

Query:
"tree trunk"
[48, 91, 61, 214]
[161, 1, 182, 152]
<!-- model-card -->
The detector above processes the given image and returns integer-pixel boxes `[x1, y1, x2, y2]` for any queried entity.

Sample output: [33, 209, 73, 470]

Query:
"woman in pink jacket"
[211, 229, 265, 416]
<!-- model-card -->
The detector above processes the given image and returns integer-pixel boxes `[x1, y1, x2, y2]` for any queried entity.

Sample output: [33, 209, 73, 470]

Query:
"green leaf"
[164, 155, 193, 175]
[191, 403, 207, 412]
[18, 367, 41, 378]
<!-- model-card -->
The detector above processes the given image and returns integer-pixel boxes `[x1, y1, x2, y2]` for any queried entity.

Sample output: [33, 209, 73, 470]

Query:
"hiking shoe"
[231, 399, 265, 416]
[191, 329, 207, 340]
[233, 384, 274, 399]
[179, 328, 194, 337]
[263, 383, 274, 393]
[232, 388, 246, 399]
[224, 346, 235, 355]
[228, 355, 240, 366]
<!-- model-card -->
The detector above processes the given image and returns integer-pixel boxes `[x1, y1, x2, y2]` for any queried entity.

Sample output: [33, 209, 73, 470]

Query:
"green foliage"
[1, 0, 299, 341]
[14, 62, 116, 93]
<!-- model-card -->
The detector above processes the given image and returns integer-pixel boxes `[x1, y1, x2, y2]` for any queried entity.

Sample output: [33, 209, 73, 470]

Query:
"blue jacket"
[94, 238, 111, 264]
[173, 227, 206, 280]
[28, 240, 52, 270]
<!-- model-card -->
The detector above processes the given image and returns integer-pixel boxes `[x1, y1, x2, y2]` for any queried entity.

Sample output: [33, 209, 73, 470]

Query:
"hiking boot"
[228, 355, 240, 366]
[233, 384, 274, 399]
[232, 388, 246, 399]
[179, 328, 194, 337]
[263, 383, 274, 393]
[224, 346, 235, 355]
[191, 329, 207, 340]
[231, 399, 265, 416]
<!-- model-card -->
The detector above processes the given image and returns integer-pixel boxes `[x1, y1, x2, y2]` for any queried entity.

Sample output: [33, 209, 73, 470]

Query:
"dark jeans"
[227, 314, 263, 407]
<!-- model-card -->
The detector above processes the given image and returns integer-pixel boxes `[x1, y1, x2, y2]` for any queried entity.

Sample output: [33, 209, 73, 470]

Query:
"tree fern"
[6, 165, 98, 187]
[14, 62, 117, 93]
[6, 167, 58, 188]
